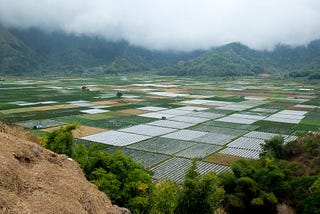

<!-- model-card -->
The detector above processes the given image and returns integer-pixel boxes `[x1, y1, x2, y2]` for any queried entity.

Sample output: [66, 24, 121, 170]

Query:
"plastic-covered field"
[219, 148, 260, 159]
[175, 106, 209, 111]
[90, 105, 111, 109]
[227, 137, 265, 151]
[216, 116, 257, 124]
[175, 143, 221, 158]
[122, 148, 169, 168]
[147, 120, 194, 129]
[158, 109, 193, 116]
[216, 112, 266, 124]
[250, 108, 278, 113]
[81, 131, 151, 146]
[244, 131, 280, 140]
[193, 133, 235, 145]
[151, 157, 230, 183]
[203, 100, 233, 106]
[285, 135, 298, 142]
[80, 109, 109, 114]
[185, 112, 224, 119]
[137, 106, 168, 111]
[216, 104, 253, 111]
[138, 112, 176, 119]
[190, 124, 247, 136]
[119, 124, 176, 136]
[15, 101, 58, 106]
[243, 131, 297, 143]
[294, 104, 317, 109]
[231, 113, 266, 120]
[68, 100, 94, 107]
[168, 115, 210, 124]
[128, 137, 196, 155]
[148, 92, 188, 97]
[162, 130, 208, 141]
[263, 109, 308, 124]
[181, 99, 211, 105]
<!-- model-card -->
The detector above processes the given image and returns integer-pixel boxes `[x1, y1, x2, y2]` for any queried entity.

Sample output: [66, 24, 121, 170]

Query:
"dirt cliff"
[0, 123, 130, 214]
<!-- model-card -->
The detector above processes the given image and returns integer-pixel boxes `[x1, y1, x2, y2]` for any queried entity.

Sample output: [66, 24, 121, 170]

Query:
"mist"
[0, 0, 320, 51]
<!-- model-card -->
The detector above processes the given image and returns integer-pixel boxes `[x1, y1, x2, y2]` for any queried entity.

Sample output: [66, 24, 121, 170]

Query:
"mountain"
[0, 27, 202, 75]
[0, 26, 40, 75]
[160, 43, 266, 76]
[0, 122, 130, 214]
[161, 42, 320, 77]
[0, 26, 320, 77]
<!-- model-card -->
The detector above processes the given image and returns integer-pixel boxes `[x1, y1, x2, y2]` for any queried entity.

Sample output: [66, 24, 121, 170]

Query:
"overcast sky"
[0, 0, 320, 51]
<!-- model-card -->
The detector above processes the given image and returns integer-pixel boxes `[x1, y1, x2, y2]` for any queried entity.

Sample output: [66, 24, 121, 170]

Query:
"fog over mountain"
[1, 0, 320, 51]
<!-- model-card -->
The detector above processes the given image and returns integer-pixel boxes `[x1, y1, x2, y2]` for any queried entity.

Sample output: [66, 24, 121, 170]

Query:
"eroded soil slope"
[0, 123, 130, 214]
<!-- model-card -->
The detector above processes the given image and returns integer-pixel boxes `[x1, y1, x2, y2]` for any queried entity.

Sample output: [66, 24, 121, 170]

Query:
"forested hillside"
[1, 26, 320, 77]
[161, 42, 320, 77]
[0, 26, 201, 75]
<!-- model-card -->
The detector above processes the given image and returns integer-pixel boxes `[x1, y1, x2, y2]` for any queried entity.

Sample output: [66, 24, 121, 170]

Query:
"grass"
[107, 103, 145, 111]
[78, 111, 124, 120]
[303, 108, 320, 122]
[303, 97, 320, 106]
[293, 123, 320, 132]
[205, 96, 246, 102]
[140, 97, 184, 108]
[80, 115, 157, 129]
[257, 101, 294, 109]
[204, 108, 235, 115]
[253, 121, 296, 135]
[205, 153, 245, 166]
[54, 115, 93, 124]
[0, 107, 36, 114]
[0, 108, 84, 123]
[189, 124, 247, 136]
[202, 120, 259, 131]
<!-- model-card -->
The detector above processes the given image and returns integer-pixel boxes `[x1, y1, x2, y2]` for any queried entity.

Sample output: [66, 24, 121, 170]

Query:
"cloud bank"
[0, 0, 320, 51]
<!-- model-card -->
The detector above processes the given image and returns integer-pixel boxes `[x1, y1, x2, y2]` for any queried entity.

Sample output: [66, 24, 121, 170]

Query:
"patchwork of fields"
[1, 75, 319, 182]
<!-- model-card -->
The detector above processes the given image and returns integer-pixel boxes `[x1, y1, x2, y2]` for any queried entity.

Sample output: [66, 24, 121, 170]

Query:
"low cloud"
[1, 0, 320, 51]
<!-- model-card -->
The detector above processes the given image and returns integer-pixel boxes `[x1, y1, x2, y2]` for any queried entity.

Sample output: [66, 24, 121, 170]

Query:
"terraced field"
[1, 75, 319, 182]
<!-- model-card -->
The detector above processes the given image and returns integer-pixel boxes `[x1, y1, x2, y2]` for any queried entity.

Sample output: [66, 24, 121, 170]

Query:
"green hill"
[1, 27, 201, 75]
[0, 26, 40, 75]
[161, 42, 320, 77]
[1, 26, 320, 77]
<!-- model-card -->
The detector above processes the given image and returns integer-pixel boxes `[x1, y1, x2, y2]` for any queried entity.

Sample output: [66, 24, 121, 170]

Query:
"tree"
[116, 91, 123, 99]
[220, 157, 296, 214]
[45, 123, 78, 158]
[303, 176, 320, 214]
[73, 145, 154, 214]
[91, 168, 121, 201]
[260, 135, 285, 159]
[175, 160, 225, 214]
[148, 181, 180, 214]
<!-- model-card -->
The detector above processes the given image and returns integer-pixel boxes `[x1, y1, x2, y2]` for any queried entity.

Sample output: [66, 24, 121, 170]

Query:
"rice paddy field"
[1, 75, 320, 182]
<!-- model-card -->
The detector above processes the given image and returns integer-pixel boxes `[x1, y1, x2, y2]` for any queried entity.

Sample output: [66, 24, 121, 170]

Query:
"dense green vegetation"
[1, 26, 320, 77]
[0, 26, 201, 75]
[160, 43, 265, 76]
[160, 42, 320, 77]
[44, 124, 320, 213]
